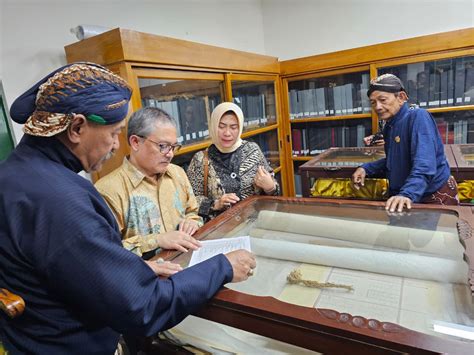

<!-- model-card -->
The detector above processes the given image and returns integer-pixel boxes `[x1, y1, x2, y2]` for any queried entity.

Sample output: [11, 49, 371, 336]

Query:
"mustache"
[103, 150, 115, 162]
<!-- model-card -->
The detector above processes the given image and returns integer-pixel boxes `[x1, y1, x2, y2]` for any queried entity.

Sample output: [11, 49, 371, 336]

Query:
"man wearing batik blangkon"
[0, 62, 255, 354]
[352, 74, 459, 212]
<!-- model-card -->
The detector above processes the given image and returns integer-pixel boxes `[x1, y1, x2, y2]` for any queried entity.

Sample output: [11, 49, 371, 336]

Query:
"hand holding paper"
[189, 236, 255, 282]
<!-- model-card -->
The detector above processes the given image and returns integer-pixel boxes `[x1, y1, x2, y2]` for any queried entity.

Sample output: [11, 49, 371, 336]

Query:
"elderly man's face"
[369, 91, 406, 121]
[132, 123, 178, 177]
[82, 120, 125, 172]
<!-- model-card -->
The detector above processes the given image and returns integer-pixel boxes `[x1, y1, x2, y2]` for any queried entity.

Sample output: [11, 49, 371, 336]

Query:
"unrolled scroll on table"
[250, 211, 467, 284]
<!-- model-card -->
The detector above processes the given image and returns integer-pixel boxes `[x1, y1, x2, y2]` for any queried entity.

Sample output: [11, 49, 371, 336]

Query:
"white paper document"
[189, 236, 251, 267]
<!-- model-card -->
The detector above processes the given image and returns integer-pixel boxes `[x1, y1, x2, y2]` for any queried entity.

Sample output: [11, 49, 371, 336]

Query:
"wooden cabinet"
[64, 29, 286, 190]
[280, 28, 474, 196]
[65, 28, 474, 196]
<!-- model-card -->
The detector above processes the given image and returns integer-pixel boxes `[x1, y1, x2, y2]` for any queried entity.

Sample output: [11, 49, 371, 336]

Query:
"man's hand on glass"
[385, 195, 412, 213]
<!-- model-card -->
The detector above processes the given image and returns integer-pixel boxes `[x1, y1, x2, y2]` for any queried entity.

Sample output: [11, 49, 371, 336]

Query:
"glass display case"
[154, 196, 474, 354]
[451, 144, 474, 181]
[297, 146, 457, 198]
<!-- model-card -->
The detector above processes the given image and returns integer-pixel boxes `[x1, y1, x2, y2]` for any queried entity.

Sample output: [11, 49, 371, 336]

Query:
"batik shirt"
[362, 103, 450, 202]
[187, 140, 279, 220]
[95, 158, 203, 256]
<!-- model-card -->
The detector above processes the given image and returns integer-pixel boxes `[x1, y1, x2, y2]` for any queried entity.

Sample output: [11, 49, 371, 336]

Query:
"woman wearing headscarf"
[187, 102, 279, 221]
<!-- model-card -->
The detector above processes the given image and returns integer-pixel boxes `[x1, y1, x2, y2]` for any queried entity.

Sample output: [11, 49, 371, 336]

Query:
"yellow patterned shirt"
[95, 157, 203, 256]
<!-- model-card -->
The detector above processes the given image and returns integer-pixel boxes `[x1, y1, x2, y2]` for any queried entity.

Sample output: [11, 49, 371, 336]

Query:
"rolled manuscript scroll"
[254, 211, 463, 259]
[250, 238, 467, 284]
[251, 211, 467, 284]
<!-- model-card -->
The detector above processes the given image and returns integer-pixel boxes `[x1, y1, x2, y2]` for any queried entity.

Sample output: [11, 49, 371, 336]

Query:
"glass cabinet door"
[231, 79, 277, 132]
[291, 118, 372, 156]
[246, 129, 281, 169]
[136, 70, 225, 148]
[287, 70, 372, 119]
[230, 74, 286, 194]
[431, 109, 474, 144]
[377, 55, 474, 109]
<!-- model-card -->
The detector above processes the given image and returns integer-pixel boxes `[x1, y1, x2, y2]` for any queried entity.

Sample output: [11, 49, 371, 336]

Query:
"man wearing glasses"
[96, 107, 202, 275]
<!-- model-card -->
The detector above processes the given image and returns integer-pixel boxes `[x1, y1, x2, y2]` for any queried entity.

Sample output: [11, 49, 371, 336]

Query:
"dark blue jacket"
[362, 103, 450, 202]
[0, 135, 233, 354]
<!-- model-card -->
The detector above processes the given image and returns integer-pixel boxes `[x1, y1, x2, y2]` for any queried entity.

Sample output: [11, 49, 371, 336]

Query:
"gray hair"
[127, 107, 177, 141]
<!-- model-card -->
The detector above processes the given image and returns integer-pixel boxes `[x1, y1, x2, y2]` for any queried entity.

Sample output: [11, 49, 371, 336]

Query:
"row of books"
[143, 93, 278, 146]
[436, 120, 474, 144]
[289, 74, 371, 119]
[291, 120, 473, 155]
[233, 93, 277, 128]
[401, 66, 474, 108]
[142, 96, 219, 145]
[291, 124, 369, 156]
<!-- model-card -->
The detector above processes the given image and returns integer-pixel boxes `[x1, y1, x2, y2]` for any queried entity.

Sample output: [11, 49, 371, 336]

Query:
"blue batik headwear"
[10, 62, 132, 137]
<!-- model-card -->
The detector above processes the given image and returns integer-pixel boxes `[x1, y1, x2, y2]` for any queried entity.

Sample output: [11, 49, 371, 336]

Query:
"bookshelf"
[280, 28, 474, 196]
[64, 28, 474, 197]
[64, 28, 286, 192]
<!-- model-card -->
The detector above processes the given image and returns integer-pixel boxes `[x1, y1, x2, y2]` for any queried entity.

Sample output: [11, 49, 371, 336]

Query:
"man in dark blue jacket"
[0, 62, 255, 354]
[352, 74, 458, 212]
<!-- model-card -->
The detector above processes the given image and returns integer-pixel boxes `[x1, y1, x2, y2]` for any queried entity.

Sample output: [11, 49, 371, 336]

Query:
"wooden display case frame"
[153, 196, 474, 354]
[298, 145, 463, 197]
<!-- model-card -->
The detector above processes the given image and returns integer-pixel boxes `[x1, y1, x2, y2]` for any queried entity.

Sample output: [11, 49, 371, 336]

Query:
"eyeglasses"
[136, 135, 182, 154]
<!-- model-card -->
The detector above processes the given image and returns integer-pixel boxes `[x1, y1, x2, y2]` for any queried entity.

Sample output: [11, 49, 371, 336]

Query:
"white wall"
[1, 0, 266, 140]
[2, 0, 473, 142]
[262, 0, 474, 60]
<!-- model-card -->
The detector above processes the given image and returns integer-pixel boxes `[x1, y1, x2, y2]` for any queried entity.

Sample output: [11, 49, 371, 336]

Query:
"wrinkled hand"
[351, 167, 366, 190]
[178, 219, 200, 236]
[145, 259, 183, 277]
[363, 134, 384, 147]
[363, 135, 373, 146]
[157, 231, 201, 253]
[254, 166, 275, 192]
[385, 195, 412, 213]
[224, 249, 257, 283]
[214, 193, 240, 211]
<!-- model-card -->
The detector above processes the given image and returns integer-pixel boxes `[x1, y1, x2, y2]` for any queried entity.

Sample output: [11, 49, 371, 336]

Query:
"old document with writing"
[189, 236, 251, 266]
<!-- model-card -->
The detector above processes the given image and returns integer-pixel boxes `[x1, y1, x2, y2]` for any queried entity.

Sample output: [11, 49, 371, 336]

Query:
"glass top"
[459, 145, 474, 166]
[307, 147, 385, 167]
[173, 199, 473, 344]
